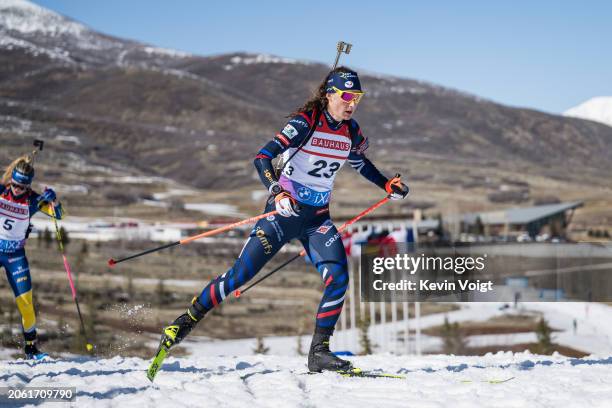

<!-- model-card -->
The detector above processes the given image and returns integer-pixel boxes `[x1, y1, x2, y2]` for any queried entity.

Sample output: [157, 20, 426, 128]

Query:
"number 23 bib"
[280, 119, 352, 206]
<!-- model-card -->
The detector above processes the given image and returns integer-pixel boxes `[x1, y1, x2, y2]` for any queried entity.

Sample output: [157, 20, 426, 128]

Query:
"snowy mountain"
[2, 0, 612, 193]
[0, 0, 85, 36]
[0, 0, 190, 66]
[564, 97, 612, 128]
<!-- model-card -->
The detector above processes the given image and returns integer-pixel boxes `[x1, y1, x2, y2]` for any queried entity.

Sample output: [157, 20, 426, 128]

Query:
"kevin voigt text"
[372, 279, 494, 293]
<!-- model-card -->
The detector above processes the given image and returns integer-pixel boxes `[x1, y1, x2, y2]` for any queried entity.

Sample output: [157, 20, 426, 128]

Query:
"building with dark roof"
[462, 201, 583, 239]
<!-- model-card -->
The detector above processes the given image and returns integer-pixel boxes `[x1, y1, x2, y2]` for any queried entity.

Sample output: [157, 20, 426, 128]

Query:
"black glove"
[385, 175, 409, 200]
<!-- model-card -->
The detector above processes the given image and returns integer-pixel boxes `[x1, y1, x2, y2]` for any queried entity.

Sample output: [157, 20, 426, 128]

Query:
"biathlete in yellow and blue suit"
[0, 155, 63, 360]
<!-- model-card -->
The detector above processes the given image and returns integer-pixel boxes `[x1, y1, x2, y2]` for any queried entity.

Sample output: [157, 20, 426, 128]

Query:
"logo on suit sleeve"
[282, 124, 299, 139]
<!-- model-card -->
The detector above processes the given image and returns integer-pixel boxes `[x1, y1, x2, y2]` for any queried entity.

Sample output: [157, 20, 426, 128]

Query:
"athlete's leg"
[2, 249, 36, 334]
[302, 218, 353, 372]
[303, 222, 349, 334]
[2, 249, 44, 358]
[196, 215, 289, 312]
[161, 207, 300, 348]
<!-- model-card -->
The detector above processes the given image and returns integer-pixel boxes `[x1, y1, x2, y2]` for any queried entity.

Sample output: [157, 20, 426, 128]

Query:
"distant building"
[461, 201, 583, 240]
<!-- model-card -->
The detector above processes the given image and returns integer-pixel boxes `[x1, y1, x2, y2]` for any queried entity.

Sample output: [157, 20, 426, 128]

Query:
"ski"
[146, 344, 169, 382]
[303, 367, 406, 379]
[336, 368, 406, 379]
[460, 377, 515, 384]
[307, 368, 513, 383]
[147, 323, 184, 382]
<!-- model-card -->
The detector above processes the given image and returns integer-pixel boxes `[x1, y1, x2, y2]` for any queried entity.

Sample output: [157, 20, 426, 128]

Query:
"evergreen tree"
[535, 317, 554, 354]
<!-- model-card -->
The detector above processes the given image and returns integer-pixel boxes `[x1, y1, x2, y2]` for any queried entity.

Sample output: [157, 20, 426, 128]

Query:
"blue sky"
[33, 0, 612, 114]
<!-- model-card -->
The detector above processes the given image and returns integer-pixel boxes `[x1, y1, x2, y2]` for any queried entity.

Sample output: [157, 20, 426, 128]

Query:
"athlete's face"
[326, 91, 359, 121]
[10, 182, 29, 196]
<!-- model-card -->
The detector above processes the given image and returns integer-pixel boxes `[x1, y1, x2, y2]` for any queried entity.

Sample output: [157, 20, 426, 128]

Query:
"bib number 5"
[3, 219, 15, 231]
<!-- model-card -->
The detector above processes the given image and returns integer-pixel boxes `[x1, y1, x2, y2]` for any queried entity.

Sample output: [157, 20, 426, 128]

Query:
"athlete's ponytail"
[2, 155, 34, 187]
[289, 66, 355, 117]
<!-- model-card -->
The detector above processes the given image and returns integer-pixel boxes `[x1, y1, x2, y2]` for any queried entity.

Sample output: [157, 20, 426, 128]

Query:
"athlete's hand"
[274, 191, 299, 217]
[39, 188, 57, 203]
[385, 175, 409, 200]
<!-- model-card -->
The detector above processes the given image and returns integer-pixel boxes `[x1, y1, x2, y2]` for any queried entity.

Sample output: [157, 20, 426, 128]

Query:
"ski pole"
[108, 210, 278, 266]
[50, 204, 94, 352]
[234, 195, 391, 298]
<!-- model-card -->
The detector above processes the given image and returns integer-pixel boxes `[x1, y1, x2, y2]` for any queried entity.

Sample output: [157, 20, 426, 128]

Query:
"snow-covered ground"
[1, 302, 611, 406]
[0, 353, 610, 407]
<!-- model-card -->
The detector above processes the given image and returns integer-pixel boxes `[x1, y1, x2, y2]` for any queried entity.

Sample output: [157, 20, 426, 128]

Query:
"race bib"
[0, 197, 30, 242]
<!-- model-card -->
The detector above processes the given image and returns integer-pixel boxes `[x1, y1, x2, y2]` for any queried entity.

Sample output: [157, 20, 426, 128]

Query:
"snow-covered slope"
[0, 0, 86, 35]
[2, 302, 611, 407]
[0, 0, 190, 66]
[564, 97, 612, 128]
[1, 353, 611, 407]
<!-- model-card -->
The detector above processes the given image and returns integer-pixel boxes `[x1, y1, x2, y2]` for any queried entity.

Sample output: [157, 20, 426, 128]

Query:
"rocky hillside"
[2, 0, 612, 222]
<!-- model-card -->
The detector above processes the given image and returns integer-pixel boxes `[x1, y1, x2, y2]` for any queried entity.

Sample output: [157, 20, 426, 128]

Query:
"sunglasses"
[332, 86, 364, 104]
[11, 182, 30, 190]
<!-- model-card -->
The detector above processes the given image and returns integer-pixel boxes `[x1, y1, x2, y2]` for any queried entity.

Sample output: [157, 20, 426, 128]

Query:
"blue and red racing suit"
[0, 185, 63, 335]
[196, 109, 391, 334]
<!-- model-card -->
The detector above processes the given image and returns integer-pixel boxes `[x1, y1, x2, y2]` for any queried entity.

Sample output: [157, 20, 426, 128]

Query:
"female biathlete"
[0, 154, 63, 360]
[159, 67, 409, 372]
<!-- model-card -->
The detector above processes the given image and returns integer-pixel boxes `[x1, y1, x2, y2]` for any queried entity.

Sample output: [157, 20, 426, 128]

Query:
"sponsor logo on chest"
[0, 198, 28, 216]
[310, 137, 350, 152]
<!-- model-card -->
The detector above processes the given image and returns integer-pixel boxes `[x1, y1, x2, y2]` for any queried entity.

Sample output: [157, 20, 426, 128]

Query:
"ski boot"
[148, 298, 207, 381]
[307, 331, 352, 372]
[159, 297, 207, 350]
[24, 331, 48, 361]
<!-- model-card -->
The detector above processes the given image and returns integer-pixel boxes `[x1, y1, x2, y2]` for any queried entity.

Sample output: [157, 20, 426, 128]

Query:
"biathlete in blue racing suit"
[160, 67, 409, 372]
[1, 155, 63, 360]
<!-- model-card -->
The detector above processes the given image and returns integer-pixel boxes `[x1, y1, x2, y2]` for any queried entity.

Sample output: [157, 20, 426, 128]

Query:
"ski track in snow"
[0, 354, 611, 407]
